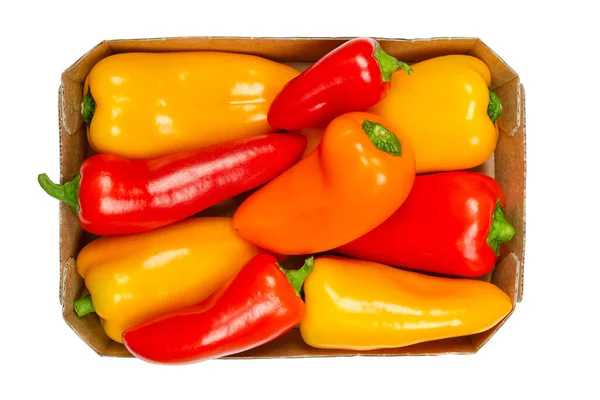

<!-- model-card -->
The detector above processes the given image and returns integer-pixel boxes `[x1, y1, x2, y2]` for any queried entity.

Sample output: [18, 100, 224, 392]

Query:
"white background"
[1, 0, 598, 398]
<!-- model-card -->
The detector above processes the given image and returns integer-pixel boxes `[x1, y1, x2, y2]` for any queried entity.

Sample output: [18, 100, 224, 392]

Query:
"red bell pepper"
[122, 254, 314, 364]
[335, 172, 516, 278]
[38, 134, 306, 236]
[267, 37, 412, 130]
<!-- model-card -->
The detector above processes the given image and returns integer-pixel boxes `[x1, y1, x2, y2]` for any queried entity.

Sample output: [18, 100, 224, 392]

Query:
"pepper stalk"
[38, 173, 80, 215]
[74, 295, 95, 318]
[486, 200, 515, 256]
[488, 90, 502, 123]
[280, 257, 315, 298]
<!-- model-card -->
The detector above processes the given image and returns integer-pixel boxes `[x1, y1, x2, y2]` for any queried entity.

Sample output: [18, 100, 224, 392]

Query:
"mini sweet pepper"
[336, 172, 515, 277]
[123, 254, 314, 364]
[300, 256, 513, 350]
[73, 217, 260, 343]
[232, 112, 416, 255]
[368, 55, 503, 173]
[268, 37, 411, 130]
[83, 52, 299, 159]
[38, 134, 306, 236]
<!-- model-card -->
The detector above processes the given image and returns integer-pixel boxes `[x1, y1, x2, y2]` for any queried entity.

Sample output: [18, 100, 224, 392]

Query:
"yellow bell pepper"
[73, 217, 260, 343]
[82, 52, 299, 159]
[368, 55, 502, 173]
[299, 256, 512, 350]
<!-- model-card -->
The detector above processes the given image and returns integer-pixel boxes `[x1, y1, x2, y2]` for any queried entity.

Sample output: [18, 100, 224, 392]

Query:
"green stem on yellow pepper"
[74, 295, 95, 318]
[488, 90, 502, 123]
[82, 89, 96, 127]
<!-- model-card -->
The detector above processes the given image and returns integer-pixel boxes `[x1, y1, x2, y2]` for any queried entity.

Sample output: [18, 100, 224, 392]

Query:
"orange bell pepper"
[232, 112, 416, 255]
[82, 52, 299, 159]
[300, 256, 513, 350]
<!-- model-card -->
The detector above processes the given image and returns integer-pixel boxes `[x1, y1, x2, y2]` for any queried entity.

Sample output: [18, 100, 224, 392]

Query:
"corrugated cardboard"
[56, 36, 526, 358]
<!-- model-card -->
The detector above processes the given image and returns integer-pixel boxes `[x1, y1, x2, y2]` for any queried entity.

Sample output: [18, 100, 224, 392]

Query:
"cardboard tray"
[57, 36, 526, 358]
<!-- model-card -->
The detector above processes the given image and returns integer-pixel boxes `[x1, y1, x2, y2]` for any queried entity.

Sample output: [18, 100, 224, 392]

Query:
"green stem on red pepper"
[486, 200, 515, 256]
[38, 173, 80, 215]
[488, 90, 502, 123]
[373, 44, 412, 82]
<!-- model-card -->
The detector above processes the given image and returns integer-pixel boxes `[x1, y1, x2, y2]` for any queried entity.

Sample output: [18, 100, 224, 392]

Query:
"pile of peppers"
[39, 37, 516, 364]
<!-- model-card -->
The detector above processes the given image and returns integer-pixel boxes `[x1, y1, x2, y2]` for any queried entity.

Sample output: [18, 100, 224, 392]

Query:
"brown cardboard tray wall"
[57, 37, 526, 358]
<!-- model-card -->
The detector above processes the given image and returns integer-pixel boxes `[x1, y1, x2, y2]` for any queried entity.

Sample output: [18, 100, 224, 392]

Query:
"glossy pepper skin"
[369, 55, 503, 173]
[122, 254, 313, 364]
[82, 52, 299, 159]
[38, 134, 306, 236]
[74, 217, 260, 343]
[300, 256, 513, 351]
[267, 37, 412, 130]
[232, 112, 416, 255]
[336, 172, 515, 277]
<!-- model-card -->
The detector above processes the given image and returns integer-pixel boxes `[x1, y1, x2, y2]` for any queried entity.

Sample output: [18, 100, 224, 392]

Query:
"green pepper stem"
[280, 257, 315, 298]
[362, 120, 402, 156]
[373, 43, 412, 82]
[486, 200, 515, 256]
[38, 173, 80, 215]
[74, 295, 95, 318]
[488, 90, 503, 123]
[82, 89, 96, 127]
